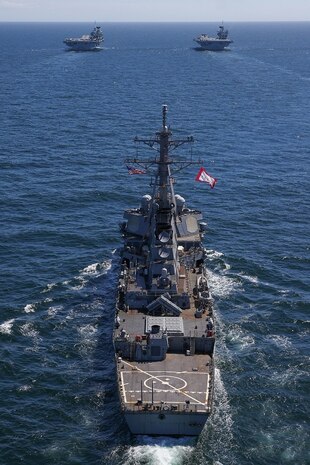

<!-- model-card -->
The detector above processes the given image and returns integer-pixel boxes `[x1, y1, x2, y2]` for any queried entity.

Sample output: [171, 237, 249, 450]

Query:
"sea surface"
[0, 22, 309, 465]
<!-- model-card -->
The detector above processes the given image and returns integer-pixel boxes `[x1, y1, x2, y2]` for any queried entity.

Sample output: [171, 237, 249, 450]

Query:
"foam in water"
[78, 323, 98, 337]
[224, 324, 255, 351]
[252, 422, 305, 464]
[205, 249, 224, 260]
[69, 277, 88, 291]
[269, 334, 293, 351]
[40, 260, 113, 294]
[19, 322, 40, 339]
[125, 437, 194, 465]
[0, 318, 15, 334]
[47, 305, 63, 318]
[77, 323, 98, 353]
[238, 272, 259, 284]
[81, 260, 112, 276]
[207, 269, 241, 299]
[17, 384, 32, 392]
[24, 303, 36, 313]
[81, 262, 102, 275]
[68, 260, 113, 290]
[206, 250, 260, 292]
[42, 282, 57, 293]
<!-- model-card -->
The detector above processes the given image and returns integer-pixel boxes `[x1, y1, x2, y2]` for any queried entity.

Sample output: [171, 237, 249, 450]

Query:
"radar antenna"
[125, 105, 202, 172]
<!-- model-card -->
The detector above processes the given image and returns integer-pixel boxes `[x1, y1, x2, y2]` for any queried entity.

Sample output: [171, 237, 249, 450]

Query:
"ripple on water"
[191, 368, 236, 465]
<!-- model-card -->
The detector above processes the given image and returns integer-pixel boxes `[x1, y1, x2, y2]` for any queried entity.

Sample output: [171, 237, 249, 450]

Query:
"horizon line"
[1, 20, 310, 24]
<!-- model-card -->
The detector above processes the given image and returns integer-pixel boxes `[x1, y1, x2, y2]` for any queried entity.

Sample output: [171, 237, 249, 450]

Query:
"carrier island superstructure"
[114, 105, 215, 436]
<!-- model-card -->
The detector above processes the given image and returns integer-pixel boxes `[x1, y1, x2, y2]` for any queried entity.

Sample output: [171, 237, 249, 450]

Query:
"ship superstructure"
[63, 26, 104, 51]
[194, 24, 233, 51]
[114, 105, 215, 436]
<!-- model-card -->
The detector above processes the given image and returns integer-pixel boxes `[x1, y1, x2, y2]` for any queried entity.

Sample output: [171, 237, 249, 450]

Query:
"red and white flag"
[126, 165, 146, 175]
[195, 167, 218, 188]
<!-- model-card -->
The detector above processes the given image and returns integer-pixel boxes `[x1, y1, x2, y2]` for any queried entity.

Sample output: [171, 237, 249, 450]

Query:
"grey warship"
[63, 26, 103, 51]
[194, 24, 233, 51]
[114, 105, 215, 436]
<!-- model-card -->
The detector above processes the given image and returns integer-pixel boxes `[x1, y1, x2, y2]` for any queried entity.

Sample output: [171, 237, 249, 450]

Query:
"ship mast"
[158, 104, 171, 210]
[127, 104, 198, 204]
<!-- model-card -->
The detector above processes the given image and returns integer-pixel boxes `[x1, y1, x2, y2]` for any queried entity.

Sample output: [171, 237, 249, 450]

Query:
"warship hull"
[124, 411, 209, 436]
[63, 41, 102, 52]
[194, 39, 232, 51]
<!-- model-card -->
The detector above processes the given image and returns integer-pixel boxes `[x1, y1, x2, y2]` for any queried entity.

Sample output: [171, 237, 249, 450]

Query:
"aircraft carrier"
[63, 25, 103, 51]
[194, 24, 233, 51]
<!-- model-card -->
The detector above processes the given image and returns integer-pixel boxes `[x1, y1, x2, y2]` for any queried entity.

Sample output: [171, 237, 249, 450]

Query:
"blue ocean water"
[0, 21, 309, 465]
